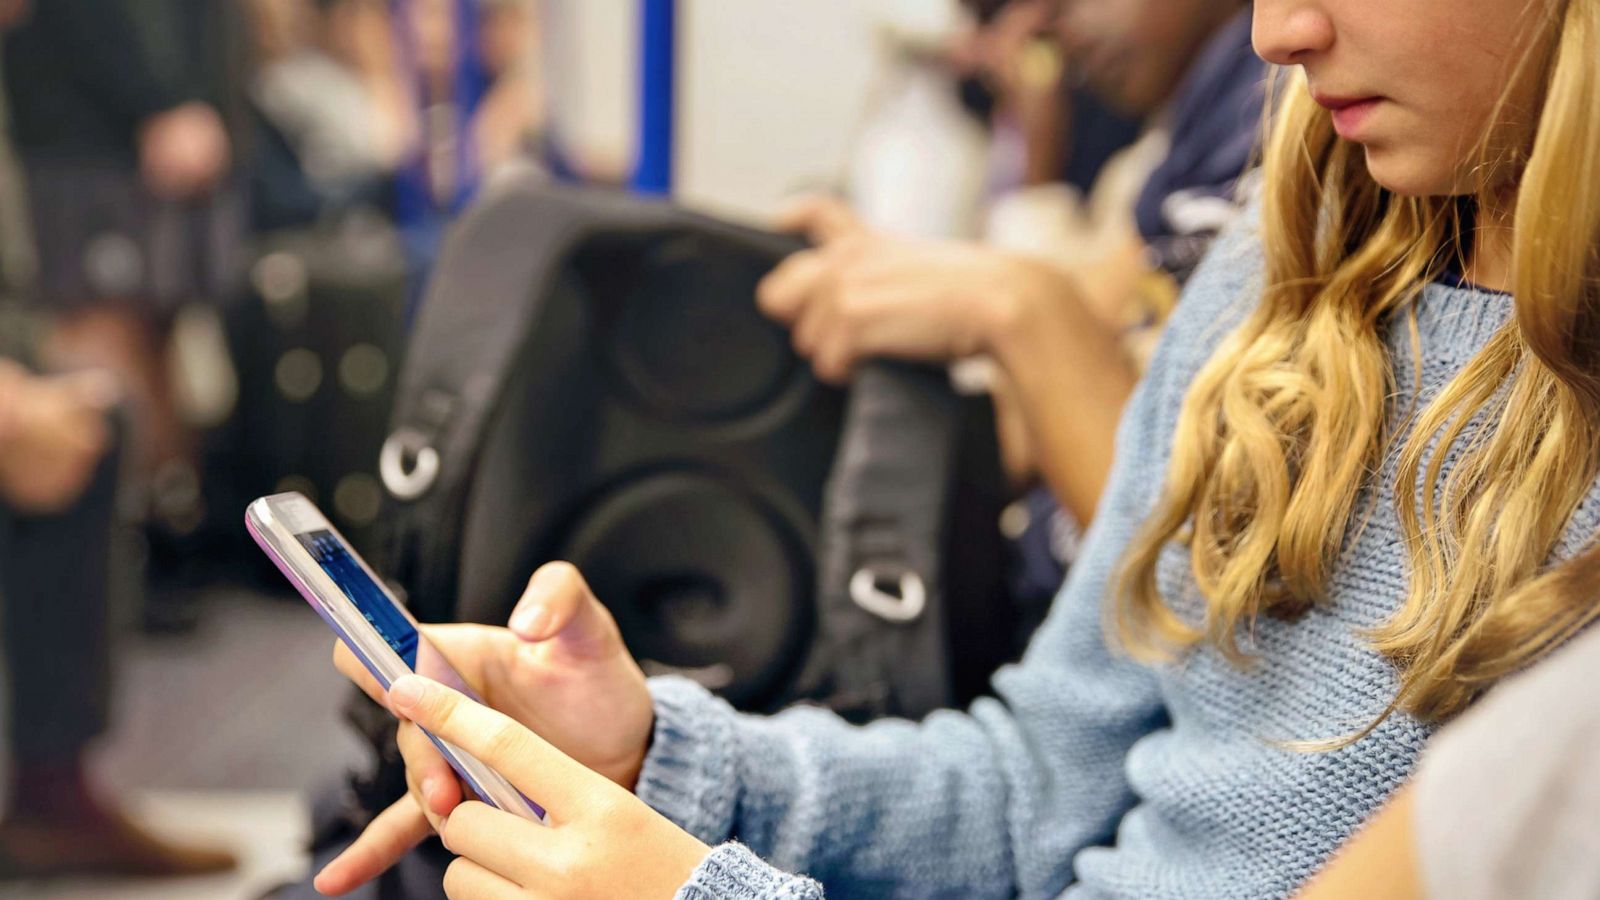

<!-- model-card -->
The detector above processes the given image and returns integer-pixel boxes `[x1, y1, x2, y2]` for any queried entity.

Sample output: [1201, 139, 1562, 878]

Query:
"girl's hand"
[392, 674, 709, 900]
[317, 563, 656, 895]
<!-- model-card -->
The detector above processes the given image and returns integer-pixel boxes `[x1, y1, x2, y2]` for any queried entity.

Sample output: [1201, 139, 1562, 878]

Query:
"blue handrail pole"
[632, 0, 676, 195]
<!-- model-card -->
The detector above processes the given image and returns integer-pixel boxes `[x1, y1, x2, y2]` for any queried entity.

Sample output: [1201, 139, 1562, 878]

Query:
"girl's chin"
[1360, 146, 1460, 198]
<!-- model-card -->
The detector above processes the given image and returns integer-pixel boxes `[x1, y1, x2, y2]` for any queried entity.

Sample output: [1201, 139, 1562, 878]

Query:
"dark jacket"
[3, 0, 243, 162]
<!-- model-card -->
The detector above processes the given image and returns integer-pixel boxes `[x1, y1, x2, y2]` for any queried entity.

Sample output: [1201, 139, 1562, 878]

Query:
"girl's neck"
[1463, 195, 1516, 293]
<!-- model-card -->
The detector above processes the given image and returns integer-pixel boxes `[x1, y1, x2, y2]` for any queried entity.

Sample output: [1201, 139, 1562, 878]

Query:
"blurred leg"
[0, 424, 235, 878]
[0, 413, 117, 789]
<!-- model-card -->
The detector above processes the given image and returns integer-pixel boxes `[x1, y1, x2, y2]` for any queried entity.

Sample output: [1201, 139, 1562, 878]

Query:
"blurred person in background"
[760, 0, 1260, 610]
[839, 0, 1141, 244]
[247, 0, 541, 240]
[0, 363, 237, 879]
[388, 0, 545, 320]
[0, 0, 248, 548]
[247, 0, 413, 230]
[0, 2, 238, 878]
[952, 0, 1140, 198]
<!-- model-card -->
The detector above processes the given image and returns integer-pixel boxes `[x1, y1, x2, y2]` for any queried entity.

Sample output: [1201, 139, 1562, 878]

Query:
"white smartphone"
[246, 492, 547, 823]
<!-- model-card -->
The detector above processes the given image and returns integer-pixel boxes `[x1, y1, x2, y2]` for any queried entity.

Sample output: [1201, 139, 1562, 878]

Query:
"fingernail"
[510, 604, 550, 639]
[420, 775, 438, 804]
[390, 675, 426, 710]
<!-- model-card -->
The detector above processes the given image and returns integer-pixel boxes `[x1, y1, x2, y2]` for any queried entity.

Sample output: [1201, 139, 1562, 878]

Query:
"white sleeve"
[1413, 624, 1600, 900]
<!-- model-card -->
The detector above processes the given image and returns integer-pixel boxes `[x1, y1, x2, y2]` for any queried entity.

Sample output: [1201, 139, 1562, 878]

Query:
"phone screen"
[297, 529, 476, 697]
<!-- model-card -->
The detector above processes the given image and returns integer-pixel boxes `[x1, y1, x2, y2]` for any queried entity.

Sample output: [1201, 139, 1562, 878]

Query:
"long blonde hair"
[1115, 0, 1600, 724]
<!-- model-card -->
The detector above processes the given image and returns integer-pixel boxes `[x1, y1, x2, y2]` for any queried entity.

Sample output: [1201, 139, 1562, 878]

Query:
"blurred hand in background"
[138, 101, 232, 201]
[759, 233, 1021, 385]
[759, 194, 1136, 523]
[0, 363, 119, 516]
[965, 0, 1061, 107]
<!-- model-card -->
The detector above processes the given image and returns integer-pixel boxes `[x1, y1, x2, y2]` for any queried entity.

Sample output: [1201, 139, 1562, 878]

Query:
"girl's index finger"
[387, 674, 593, 811]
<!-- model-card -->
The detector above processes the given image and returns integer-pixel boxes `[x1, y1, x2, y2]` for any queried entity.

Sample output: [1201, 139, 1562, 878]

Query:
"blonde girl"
[313, 0, 1600, 897]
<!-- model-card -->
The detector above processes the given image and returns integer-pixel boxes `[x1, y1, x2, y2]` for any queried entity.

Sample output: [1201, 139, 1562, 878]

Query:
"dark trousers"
[0, 435, 119, 765]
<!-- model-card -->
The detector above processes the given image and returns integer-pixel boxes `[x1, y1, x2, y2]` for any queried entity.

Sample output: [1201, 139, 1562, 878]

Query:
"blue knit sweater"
[636, 218, 1600, 899]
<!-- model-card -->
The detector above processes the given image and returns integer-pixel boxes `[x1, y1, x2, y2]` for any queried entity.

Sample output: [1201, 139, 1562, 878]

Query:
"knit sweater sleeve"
[641, 217, 1263, 899]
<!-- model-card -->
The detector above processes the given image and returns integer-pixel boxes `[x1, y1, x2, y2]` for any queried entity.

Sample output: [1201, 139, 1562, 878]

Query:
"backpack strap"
[380, 176, 591, 620]
[809, 363, 961, 718]
[381, 176, 801, 621]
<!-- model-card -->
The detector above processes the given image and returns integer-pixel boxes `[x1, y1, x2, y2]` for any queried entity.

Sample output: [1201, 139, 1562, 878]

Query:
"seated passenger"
[759, 0, 1263, 535]
[310, 0, 1600, 896]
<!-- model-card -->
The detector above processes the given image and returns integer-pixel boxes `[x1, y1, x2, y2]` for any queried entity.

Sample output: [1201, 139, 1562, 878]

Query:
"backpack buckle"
[380, 426, 440, 501]
[848, 566, 927, 623]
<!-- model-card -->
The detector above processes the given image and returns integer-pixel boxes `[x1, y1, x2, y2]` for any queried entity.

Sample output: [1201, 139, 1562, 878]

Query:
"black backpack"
[377, 175, 1012, 718]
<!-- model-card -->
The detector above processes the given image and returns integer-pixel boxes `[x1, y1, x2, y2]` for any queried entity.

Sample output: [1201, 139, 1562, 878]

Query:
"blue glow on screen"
[298, 530, 419, 668]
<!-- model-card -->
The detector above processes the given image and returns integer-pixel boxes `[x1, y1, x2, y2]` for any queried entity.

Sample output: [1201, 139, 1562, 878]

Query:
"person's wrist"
[977, 256, 1053, 367]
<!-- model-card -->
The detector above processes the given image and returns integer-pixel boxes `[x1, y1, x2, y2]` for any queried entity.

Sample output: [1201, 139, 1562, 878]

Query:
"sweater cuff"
[676, 843, 825, 900]
[637, 676, 741, 846]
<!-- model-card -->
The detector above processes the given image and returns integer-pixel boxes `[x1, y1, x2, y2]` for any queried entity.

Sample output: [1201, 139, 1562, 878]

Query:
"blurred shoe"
[0, 806, 237, 880]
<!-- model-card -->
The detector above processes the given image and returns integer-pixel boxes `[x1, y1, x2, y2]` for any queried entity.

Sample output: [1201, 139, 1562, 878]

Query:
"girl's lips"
[1314, 93, 1385, 139]
[1332, 98, 1381, 138]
